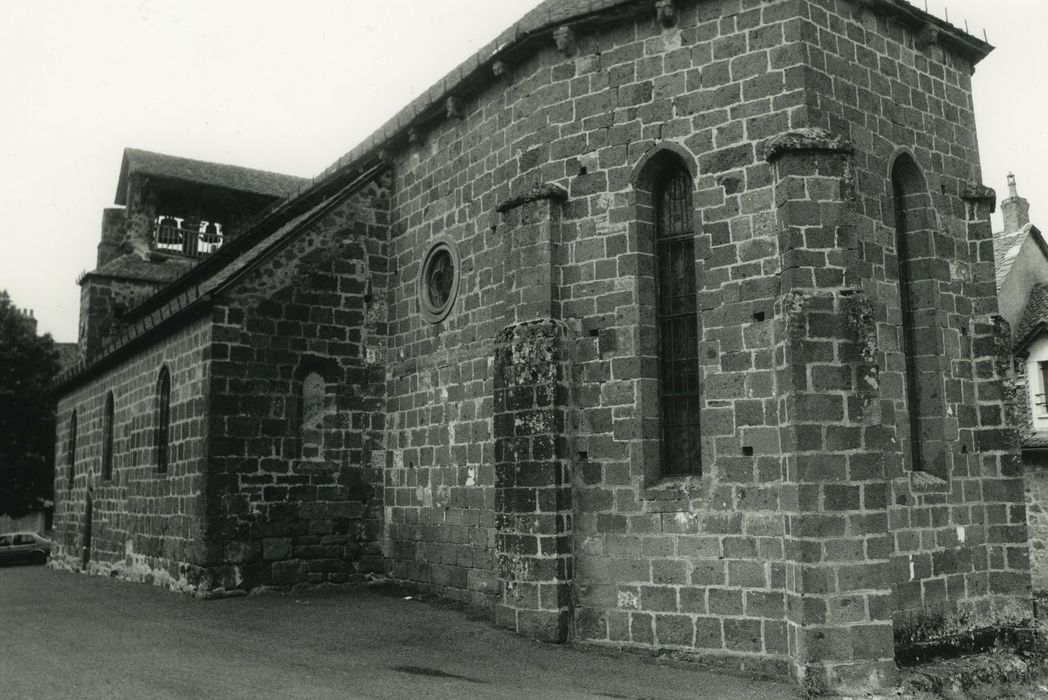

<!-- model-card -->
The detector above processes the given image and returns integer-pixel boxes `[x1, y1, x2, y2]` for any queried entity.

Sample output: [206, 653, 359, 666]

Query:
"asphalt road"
[0, 564, 798, 699]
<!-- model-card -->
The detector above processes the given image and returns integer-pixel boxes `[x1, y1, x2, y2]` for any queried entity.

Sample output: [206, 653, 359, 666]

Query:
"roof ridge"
[123, 147, 311, 182]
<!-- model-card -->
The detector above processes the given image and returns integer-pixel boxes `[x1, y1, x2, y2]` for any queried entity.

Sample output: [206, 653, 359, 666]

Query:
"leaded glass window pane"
[656, 169, 701, 476]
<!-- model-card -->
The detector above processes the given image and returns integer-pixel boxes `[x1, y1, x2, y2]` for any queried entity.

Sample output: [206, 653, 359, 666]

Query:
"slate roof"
[115, 148, 309, 205]
[54, 0, 994, 391]
[54, 185, 358, 389]
[83, 253, 198, 285]
[993, 223, 1034, 291]
[1015, 283, 1048, 351]
[302, 0, 992, 195]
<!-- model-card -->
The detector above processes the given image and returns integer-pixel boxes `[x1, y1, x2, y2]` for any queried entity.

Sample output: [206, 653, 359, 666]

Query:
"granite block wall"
[204, 179, 390, 591]
[52, 317, 212, 591]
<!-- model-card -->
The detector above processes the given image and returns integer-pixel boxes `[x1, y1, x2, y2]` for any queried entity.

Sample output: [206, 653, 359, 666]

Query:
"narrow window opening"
[67, 410, 78, 490]
[156, 367, 171, 474]
[893, 173, 924, 473]
[101, 393, 114, 481]
[655, 167, 702, 476]
[300, 371, 326, 460]
[892, 154, 946, 480]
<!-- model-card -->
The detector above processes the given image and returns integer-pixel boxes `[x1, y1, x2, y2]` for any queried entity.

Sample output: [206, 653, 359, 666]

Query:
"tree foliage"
[0, 291, 60, 517]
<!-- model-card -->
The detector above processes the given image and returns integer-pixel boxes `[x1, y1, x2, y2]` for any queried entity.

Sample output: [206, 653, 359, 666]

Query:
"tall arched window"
[300, 371, 326, 459]
[891, 154, 945, 479]
[67, 409, 78, 489]
[155, 366, 171, 474]
[655, 167, 702, 475]
[101, 392, 115, 481]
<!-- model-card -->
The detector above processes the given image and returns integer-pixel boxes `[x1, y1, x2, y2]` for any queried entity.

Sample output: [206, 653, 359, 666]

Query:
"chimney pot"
[1001, 172, 1031, 233]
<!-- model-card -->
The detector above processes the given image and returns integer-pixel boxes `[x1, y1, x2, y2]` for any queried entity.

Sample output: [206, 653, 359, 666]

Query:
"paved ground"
[0, 564, 800, 699]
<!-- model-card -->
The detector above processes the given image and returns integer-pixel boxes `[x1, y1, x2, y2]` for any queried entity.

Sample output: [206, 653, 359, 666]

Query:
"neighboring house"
[49, 1, 1034, 694]
[992, 174, 1048, 594]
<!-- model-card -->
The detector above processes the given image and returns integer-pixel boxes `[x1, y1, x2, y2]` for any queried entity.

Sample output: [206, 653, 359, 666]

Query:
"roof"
[1014, 283, 1048, 352]
[82, 253, 198, 285]
[301, 0, 992, 195]
[56, 0, 994, 391]
[115, 148, 309, 205]
[1024, 434, 1048, 450]
[993, 224, 1031, 290]
[54, 174, 376, 391]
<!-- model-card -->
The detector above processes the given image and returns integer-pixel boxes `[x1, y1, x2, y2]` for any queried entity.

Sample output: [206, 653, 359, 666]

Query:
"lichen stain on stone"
[618, 589, 640, 610]
[781, 291, 808, 344]
[845, 291, 880, 417]
[494, 320, 566, 391]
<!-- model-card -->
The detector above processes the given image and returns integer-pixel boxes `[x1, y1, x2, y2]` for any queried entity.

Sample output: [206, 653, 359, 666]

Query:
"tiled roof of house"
[115, 148, 309, 205]
[84, 253, 198, 285]
[993, 224, 1030, 291]
[1015, 283, 1048, 350]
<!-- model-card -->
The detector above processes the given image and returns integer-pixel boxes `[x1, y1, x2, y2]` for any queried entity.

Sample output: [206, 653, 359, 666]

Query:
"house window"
[156, 366, 171, 474]
[102, 392, 115, 481]
[655, 168, 701, 475]
[300, 371, 326, 459]
[1039, 362, 1048, 414]
[67, 409, 78, 489]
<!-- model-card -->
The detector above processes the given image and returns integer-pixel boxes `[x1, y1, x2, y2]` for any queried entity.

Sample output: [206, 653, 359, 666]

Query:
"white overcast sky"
[1, 0, 1045, 342]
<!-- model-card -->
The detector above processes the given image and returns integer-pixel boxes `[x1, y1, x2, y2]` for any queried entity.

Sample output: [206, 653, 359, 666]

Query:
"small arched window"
[101, 392, 115, 481]
[156, 366, 171, 474]
[67, 409, 78, 489]
[655, 167, 702, 475]
[300, 371, 326, 459]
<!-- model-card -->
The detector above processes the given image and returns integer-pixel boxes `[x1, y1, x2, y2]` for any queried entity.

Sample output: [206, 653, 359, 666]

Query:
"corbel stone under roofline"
[108, 0, 994, 344]
[305, 0, 992, 195]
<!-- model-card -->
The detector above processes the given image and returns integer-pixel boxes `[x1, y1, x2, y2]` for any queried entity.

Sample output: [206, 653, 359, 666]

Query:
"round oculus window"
[418, 239, 460, 323]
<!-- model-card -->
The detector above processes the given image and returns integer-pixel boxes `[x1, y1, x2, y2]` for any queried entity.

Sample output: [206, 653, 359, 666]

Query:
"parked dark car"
[0, 532, 51, 564]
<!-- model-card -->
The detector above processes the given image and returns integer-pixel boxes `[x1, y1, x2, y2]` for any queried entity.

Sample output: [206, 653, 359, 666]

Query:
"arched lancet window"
[300, 371, 326, 459]
[655, 166, 702, 475]
[101, 392, 115, 481]
[891, 154, 945, 478]
[155, 366, 171, 474]
[67, 409, 78, 489]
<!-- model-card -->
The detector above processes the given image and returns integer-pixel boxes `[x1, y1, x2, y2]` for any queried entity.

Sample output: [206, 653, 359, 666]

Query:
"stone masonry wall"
[383, 0, 807, 677]
[797, 0, 1033, 667]
[1025, 462, 1048, 594]
[78, 277, 163, 360]
[52, 317, 212, 591]
[203, 179, 390, 591]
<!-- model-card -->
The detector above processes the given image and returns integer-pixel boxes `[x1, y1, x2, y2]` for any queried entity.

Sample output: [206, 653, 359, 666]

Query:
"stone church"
[51, 0, 1034, 693]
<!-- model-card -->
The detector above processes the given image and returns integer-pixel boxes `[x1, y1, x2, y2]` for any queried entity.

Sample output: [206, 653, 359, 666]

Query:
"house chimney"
[1001, 172, 1031, 233]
